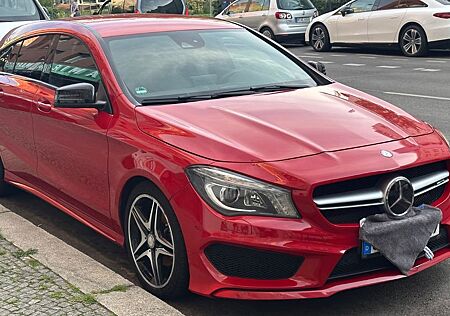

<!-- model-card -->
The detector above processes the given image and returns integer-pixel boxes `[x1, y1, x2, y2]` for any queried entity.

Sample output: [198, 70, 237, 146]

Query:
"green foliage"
[312, 0, 348, 14]
[40, 0, 70, 19]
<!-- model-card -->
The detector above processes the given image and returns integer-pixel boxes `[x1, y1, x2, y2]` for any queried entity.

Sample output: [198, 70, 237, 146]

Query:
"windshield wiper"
[140, 84, 310, 105]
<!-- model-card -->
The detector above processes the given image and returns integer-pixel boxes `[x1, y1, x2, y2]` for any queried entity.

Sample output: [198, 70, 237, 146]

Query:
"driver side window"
[47, 35, 107, 103]
[349, 0, 376, 13]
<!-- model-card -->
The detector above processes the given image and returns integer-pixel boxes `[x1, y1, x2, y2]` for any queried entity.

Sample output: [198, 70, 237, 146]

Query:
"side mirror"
[55, 83, 105, 109]
[340, 7, 354, 16]
[308, 61, 326, 75]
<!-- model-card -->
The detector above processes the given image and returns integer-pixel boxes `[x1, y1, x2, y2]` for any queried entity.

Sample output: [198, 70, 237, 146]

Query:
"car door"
[242, 0, 269, 30]
[31, 34, 113, 225]
[336, 0, 376, 43]
[367, 0, 407, 43]
[221, 0, 250, 22]
[0, 38, 49, 180]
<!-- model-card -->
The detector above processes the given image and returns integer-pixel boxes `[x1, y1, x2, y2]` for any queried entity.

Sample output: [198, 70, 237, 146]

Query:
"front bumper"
[171, 133, 450, 299]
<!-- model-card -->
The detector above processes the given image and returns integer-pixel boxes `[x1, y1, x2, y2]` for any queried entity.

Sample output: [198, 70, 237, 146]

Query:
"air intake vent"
[205, 244, 303, 280]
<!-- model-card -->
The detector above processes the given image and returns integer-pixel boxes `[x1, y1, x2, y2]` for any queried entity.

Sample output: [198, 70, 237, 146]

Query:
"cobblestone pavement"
[0, 234, 113, 316]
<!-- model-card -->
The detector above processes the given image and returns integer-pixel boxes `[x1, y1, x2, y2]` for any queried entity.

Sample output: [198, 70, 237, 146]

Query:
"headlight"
[186, 166, 299, 218]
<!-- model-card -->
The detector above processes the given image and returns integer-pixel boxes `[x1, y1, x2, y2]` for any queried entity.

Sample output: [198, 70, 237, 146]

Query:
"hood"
[135, 83, 433, 162]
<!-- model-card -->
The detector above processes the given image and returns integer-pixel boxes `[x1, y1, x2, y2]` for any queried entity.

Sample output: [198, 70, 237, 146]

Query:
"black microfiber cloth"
[359, 205, 442, 274]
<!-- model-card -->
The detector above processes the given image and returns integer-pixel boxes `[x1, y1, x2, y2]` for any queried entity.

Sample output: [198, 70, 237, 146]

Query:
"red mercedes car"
[0, 15, 449, 300]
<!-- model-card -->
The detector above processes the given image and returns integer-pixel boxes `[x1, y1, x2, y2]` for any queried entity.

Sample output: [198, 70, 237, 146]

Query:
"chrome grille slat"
[314, 170, 449, 211]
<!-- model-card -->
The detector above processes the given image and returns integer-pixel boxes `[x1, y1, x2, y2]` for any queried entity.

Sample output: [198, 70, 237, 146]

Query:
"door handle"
[37, 100, 52, 113]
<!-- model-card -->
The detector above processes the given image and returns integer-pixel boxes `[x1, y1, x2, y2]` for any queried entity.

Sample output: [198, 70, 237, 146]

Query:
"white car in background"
[0, 0, 49, 40]
[306, 0, 450, 57]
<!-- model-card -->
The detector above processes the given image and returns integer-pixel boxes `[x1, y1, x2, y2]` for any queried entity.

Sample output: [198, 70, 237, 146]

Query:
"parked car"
[96, 0, 188, 15]
[216, 0, 318, 43]
[306, 0, 450, 57]
[0, 0, 49, 40]
[1, 15, 449, 300]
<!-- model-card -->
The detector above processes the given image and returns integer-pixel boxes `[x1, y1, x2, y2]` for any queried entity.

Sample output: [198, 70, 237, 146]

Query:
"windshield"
[138, 0, 184, 13]
[435, 0, 450, 4]
[106, 29, 320, 103]
[0, 0, 42, 21]
[277, 0, 315, 10]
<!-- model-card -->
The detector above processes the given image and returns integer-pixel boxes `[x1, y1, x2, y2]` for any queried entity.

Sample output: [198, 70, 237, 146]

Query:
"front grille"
[328, 227, 449, 280]
[314, 161, 449, 224]
[205, 244, 303, 280]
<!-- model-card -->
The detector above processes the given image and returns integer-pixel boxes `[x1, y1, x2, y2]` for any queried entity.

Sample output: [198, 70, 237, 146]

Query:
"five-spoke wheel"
[125, 182, 188, 298]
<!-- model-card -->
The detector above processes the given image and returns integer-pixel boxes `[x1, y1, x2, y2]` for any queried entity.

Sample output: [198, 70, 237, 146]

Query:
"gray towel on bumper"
[359, 205, 442, 274]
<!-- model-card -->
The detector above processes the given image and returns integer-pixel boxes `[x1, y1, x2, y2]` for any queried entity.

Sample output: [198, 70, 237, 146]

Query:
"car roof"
[1, 14, 240, 45]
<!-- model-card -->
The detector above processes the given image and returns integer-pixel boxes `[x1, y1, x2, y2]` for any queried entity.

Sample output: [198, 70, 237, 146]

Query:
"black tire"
[124, 181, 189, 299]
[0, 160, 13, 197]
[399, 25, 428, 57]
[260, 27, 275, 41]
[310, 24, 332, 52]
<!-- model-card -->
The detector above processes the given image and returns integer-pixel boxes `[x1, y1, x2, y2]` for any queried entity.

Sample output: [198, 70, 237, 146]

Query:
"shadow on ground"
[1, 191, 448, 316]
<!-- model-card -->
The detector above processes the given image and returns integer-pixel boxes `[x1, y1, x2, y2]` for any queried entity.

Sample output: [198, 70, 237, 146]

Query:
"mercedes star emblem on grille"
[383, 176, 415, 217]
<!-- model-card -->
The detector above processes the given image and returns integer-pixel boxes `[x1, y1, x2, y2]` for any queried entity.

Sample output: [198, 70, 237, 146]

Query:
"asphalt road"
[1, 45, 450, 315]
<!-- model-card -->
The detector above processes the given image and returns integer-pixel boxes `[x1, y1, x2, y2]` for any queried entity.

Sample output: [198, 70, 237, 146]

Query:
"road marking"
[297, 55, 323, 59]
[384, 91, 450, 101]
[360, 56, 377, 59]
[413, 67, 441, 72]
[319, 61, 335, 64]
[343, 63, 366, 66]
[331, 54, 346, 57]
[377, 65, 401, 69]
[392, 58, 408, 61]
[302, 53, 319, 56]
[426, 60, 447, 63]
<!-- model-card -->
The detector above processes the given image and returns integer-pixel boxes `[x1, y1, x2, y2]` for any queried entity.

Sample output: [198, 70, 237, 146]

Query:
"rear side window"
[248, 0, 266, 12]
[399, 0, 427, 7]
[14, 35, 54, 80]
[0, 42, 21, 73]
[138, 0, 184, 14]
[374, 0, 400, 10]
[277, 0, 315, 10]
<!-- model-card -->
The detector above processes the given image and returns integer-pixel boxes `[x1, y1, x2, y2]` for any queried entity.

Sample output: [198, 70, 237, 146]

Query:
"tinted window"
[49, 36, 101, 92]
[277, 0, 315, 10]
[375, 0, 399, 10]
[138, 0, 184, 14]
[0, 0, 43, 21]
[227, 0, 248, 14]
[0, 42, 21, 73]
[14, 35, 53, 80]
[399, 0, 427, 7]
[349, 0, 375, 12]
[248, 0, 265, 12]
[107, 29, 318, 102]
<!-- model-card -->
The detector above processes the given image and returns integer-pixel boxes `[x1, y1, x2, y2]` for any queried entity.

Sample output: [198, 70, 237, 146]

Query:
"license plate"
[359, 219, 440, 258]
[295, 17, 310, 23]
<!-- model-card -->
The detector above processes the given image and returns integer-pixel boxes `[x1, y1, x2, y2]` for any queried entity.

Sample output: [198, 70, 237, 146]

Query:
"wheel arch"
[398, 22, 428, 44]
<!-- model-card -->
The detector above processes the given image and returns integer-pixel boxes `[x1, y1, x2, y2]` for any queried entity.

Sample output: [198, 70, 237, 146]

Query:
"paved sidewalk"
[0, 234, 113, 316]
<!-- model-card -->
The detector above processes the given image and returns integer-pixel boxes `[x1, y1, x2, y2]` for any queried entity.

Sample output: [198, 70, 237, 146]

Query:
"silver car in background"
[216, 0, 318, 43]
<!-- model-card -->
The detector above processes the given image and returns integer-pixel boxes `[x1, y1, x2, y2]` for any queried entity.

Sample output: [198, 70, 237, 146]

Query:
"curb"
[0, 205, 184, 316]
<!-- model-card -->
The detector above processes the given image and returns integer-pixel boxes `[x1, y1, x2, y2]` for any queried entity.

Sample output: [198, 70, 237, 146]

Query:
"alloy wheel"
[128, 194, 175, 288]
[262, 29, 273, 39]
[312, 27, 325, 50]
[402, 29, 422, 56]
